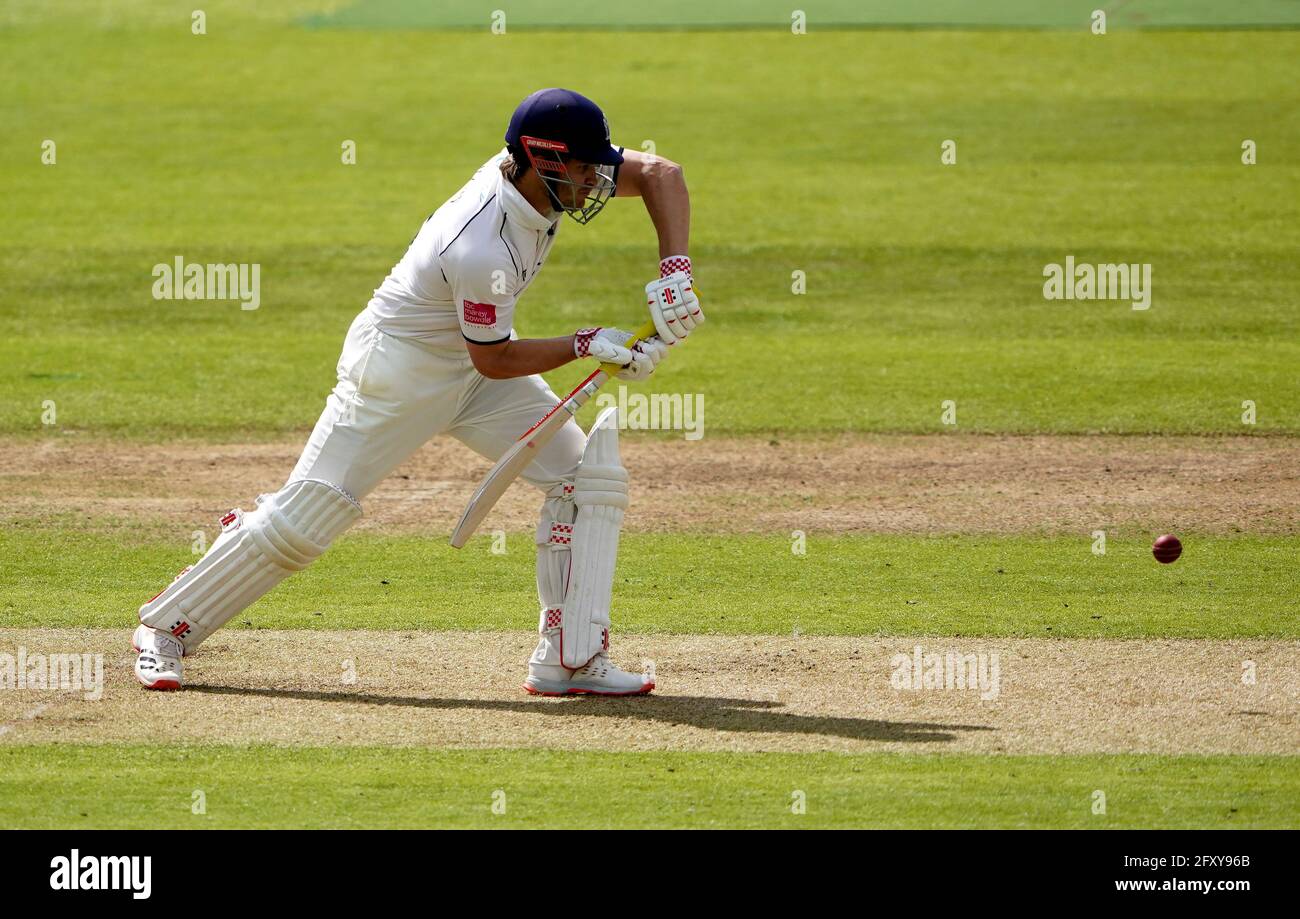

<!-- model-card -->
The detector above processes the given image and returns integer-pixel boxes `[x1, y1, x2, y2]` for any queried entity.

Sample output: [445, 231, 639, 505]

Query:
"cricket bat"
[449, 320, 658, 548]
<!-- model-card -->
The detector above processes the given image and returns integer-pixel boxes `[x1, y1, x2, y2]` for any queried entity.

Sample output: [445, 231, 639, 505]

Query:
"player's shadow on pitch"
[186, 684, 992, 744]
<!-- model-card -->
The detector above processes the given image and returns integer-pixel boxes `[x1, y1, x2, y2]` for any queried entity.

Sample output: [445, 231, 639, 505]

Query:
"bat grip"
[596, 320, 660, 377]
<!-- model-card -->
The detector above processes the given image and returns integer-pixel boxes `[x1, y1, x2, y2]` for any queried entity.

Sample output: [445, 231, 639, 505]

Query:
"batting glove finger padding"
[645, 271, 703, 345]
[615, 335, 668, 381]
[614, 353, 650, 382]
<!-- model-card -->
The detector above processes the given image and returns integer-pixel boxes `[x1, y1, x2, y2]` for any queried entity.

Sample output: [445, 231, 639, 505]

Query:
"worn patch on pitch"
[1, 629, 1294, 756]
[2, 434, 1297, 537]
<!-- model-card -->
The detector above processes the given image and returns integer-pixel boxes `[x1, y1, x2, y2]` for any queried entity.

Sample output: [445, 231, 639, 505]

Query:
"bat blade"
[449, 368, 605, 548]
[449, 320, 657, 548]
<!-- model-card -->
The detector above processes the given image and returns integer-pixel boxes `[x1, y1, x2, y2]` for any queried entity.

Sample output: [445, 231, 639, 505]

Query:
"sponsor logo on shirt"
[463, 300, 497, 326]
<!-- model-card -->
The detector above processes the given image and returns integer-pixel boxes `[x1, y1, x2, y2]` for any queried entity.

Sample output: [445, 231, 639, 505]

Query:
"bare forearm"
[477, 335, 576, 379]
[641, 162, 690, 259]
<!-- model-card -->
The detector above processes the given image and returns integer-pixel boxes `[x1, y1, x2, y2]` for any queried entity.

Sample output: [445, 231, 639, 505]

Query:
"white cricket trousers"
[288, 311, 586, 503]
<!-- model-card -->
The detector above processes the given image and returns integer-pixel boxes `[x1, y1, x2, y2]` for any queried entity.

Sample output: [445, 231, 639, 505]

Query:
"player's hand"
[646, 269, 703, 346]
[574, 326, 638, 367]
[615, 335, 668, 382]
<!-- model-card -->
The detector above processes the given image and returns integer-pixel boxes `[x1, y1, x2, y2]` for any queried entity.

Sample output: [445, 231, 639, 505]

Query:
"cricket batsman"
[132, 88, 703, 695]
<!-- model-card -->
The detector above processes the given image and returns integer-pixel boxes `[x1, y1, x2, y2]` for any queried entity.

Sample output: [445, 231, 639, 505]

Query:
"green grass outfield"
[4, 530, 1296, 638]
[0, 744, 1293, 829]
[3, 4, 1297, 831]
[3, 24, 1298, 437]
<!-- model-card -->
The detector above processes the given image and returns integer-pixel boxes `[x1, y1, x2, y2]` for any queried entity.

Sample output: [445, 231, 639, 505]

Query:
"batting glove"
[646, 260, 703, 346]
[615, 335, 669, 382]
[574, 327, 667, 381]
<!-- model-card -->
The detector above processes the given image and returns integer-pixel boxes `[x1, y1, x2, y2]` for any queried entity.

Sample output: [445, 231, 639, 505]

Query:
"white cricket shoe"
[132, 624, 184, 690]
[524, 651, 654, 697]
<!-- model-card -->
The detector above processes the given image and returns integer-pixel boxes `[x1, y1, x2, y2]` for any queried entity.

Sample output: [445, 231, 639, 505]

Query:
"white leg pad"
[139, 478, 362, 651]
[560, 407, 628, 668]
[530, 480, 576, 668]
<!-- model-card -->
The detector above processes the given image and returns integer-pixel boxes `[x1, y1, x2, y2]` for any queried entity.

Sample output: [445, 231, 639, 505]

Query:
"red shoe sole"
[522, 681, 655, 697]
[133, 672, 181, 691]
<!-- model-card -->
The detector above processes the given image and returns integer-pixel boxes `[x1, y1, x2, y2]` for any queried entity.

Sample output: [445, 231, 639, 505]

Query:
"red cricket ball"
[1153, 534, 1182, 564]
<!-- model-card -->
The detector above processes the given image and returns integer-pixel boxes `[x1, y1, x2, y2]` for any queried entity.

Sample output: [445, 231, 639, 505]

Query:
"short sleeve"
[444, 246, 517, 345]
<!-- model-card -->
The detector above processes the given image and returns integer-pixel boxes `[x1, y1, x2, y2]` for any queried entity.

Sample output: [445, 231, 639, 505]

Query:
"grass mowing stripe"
[3, 531, 1295, 638]
[8, 1, 1300, 30]
[303, 0, 1300, 31]
[3, 30, 1298, 438]
[0, 744, 1292, 829]
[8, 329, 1298, 438]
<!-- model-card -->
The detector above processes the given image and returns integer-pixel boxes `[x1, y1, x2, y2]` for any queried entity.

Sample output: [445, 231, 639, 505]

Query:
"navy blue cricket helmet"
[505, 88, 622, 224]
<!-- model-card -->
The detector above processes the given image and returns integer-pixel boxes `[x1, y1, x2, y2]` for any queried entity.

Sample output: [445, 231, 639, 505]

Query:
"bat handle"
[596, 320, 660, 377]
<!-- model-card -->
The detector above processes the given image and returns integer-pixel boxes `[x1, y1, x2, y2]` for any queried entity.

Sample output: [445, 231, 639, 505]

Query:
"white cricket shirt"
[364, 148, 564, 347]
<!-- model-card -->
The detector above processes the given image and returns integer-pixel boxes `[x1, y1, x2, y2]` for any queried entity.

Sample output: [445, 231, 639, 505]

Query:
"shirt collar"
[498, 165, 558, 232]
